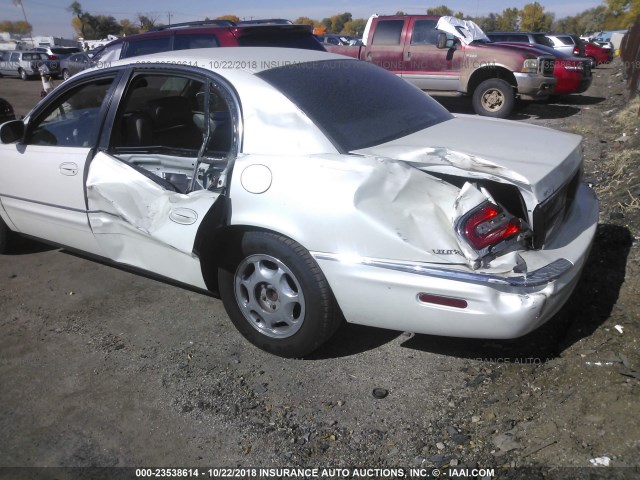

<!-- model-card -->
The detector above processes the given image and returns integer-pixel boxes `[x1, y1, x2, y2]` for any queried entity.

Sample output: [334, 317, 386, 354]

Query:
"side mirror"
[437, 32, 456, 49]
[0, 120, 25, 144]
[437, 32, 448, 49]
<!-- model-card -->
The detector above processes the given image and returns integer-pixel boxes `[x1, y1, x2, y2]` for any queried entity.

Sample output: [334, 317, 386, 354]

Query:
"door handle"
[169, 207, 198, 225]
[59, 162, 78, 176]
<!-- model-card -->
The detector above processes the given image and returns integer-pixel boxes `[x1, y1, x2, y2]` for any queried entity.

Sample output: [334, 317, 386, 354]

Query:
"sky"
[1, 0, 605, 38]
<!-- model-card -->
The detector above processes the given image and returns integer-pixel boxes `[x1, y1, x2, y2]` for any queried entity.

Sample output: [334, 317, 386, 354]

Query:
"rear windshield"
[257, 60, 452, 152]
[51, 47, 81, 54]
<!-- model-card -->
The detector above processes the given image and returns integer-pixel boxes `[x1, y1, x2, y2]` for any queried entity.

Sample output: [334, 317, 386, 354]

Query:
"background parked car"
[316, 34, 361, 46]
[545, 33, 585, 56]
[60, 52, 92, 80]
[486, 31, 555, 48]
[33, 46, 82, 60]
[0, 97, 16, 124]
[91, 19, 324, 63]
[497, 42, 592, 95]
[0, 50, 60, 80]
[584, 41, 613, 67]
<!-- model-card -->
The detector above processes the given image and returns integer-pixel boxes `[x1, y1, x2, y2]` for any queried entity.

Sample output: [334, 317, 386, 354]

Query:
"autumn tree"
[68, 1, 90, 38]
[68, 2, 119, 39]
[496, 8, 520, 31]
[138, 14, 160, 32]
[519, 2, 554, 32]
[552, 6, 607, 35]
[119, 19, 138, 36]
[216, 15, 240, 23]
[0, 20, 32, 34]
[332, 12, 352, 33]
[424, 5, 463, 18]
[293, 17, 319, 27]
[427, 6, 453, 16]
[342, 18, 366, 36]
[604, 0, 640, 28]
[473, 13, 499, 32]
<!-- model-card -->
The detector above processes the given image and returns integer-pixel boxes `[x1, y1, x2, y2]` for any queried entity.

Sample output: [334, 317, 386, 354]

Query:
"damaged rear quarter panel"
[228, 153, 472, 265]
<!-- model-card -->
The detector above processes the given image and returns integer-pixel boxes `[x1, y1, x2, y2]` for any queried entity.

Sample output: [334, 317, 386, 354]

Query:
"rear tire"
[0, 217, 10, 254]
[62, 69, 70, 81]
[218, 231, 342, 358]
[19, 68, 28, 81]
[472, 78, 515, 118]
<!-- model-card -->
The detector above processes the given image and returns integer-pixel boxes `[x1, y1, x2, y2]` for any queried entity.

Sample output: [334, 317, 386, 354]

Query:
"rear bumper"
[313, 183, 598, 339]
[514, 73, 556, 100]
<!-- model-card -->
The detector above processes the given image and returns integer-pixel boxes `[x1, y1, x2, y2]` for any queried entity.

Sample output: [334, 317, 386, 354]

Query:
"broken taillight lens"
[462, 203, 521, 251]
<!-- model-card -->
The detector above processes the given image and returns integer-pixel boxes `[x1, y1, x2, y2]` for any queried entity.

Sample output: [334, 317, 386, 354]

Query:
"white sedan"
[0, 48, 598, 357]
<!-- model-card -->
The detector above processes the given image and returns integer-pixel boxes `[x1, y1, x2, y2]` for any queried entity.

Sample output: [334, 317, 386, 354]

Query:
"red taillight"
[49, 55, 58, 59]
[573, 46, 579, 55]
[418, 293, 468, 309]
[462, 203, 521, 251]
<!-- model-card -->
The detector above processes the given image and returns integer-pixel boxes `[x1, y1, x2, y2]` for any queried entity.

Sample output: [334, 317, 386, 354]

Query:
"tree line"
[52, 1, 640, 40]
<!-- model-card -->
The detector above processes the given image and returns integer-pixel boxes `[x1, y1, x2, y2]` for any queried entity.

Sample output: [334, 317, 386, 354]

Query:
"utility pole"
[167, 11, 172, 25]
[13, 0, 34, 48]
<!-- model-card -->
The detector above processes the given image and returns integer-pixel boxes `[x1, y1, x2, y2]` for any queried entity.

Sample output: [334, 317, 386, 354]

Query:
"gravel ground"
[0, 60, 639, 480]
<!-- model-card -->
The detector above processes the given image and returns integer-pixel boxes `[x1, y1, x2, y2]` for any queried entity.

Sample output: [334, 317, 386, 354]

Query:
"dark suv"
[486, 32, 555, 48]
[91, 20, 325, 63]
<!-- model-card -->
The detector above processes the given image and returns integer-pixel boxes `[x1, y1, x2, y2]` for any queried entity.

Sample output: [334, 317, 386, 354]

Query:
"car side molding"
[311, 252, 573, 288]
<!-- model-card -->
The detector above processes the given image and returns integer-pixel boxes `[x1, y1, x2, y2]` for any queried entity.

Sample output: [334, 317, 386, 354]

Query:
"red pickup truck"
[325, 15, 557, 118]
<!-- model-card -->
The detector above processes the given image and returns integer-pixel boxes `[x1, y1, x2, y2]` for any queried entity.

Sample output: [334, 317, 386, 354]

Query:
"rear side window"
[123, 36, 171, 58]
[371, 20, 404, 45]
[532, 34, 554, 47]
[237, 31, 325, 51]
[174, 34, 219, 50]
[556, 36, 574, 45]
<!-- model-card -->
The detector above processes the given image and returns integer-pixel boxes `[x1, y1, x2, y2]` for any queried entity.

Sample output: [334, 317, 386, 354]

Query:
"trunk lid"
[351, 114, 583, 204]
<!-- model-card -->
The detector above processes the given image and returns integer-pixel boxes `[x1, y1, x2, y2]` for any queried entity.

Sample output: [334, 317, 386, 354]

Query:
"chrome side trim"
[0, 193, 88, 214]
[311, 252, 573, 288]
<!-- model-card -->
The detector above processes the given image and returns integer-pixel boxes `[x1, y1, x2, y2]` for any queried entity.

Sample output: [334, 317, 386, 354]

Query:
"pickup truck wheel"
[472, 78, 515, 118]
[218, 231, 342, 358]
[18, 68, 28, 81]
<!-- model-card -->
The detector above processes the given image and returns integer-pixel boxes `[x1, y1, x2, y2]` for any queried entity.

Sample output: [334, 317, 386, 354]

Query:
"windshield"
[257, 60, 452, 152]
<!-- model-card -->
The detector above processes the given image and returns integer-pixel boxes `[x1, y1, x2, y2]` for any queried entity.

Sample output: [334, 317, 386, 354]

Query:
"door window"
[28, 76, 115, 147]
[109, 73, 234, 193]
[411, 20, 439, 45]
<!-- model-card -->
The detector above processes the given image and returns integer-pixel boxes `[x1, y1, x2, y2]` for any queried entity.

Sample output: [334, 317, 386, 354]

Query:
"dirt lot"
[1, 61, 639, 479]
